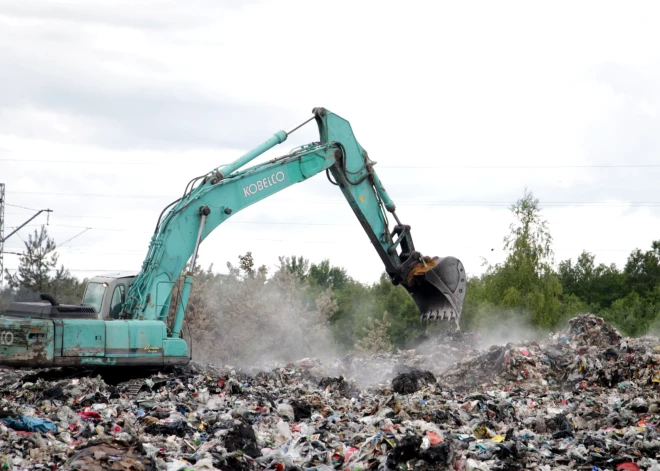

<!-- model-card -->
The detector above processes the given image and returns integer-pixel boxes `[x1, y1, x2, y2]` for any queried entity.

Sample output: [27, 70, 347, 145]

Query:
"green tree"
[476, 189, 563, 329]
[308, 259, 350, 291]
[368, 272, 421, 344]
[624, 241, 660, 297]
[601, 290, 660, 337]
[3, 225, 84, 304]
[460, 276, 492, 331]
[5, 226, 58, 293]
[558, 252, 627, 311]
[591, 263, 629, 309]
[558, 251, 596, 303]
[50, 269, 87, 304]
[355, 311, 394, 354]
[177, 252, 337, 365]
[237, 251, 267, 278]
[281, 255, 310, 282]
[0, 286, 17, 311]
[326, 277, 371, 348]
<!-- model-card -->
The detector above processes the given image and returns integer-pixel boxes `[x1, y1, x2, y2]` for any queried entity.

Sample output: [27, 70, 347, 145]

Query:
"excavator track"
[120, 379, 147, 397]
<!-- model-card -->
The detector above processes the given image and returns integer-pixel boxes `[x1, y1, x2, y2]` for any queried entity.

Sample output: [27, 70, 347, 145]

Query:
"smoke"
[464, 307, 549, 349]
[181, 262, 560, 387]
[182, 265, 341, 370]
[472, 313, 546, 351]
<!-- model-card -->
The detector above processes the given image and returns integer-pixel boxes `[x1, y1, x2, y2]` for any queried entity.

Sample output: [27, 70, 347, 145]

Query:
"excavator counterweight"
[0, 107, 466, 368]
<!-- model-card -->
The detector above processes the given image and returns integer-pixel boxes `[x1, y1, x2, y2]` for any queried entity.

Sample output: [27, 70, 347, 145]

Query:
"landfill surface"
[1, 314, 660, 470]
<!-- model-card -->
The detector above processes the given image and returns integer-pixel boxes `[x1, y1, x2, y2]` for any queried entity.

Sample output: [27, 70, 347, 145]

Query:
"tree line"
[1, 227, 86, 308]
[463, 190, 660, 338]
[2, 189, 659, 361]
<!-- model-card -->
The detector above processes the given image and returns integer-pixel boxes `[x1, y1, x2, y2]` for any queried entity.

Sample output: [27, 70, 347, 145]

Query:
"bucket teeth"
[421, 311, 440, 322]
[420, 309, 460, 329]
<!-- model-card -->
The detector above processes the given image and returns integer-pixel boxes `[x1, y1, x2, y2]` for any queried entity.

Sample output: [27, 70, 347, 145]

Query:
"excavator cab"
[81, 273, 137, 320]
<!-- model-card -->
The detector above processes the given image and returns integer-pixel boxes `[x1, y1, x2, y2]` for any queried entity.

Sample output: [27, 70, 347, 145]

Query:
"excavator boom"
[0, 107, 465, 368]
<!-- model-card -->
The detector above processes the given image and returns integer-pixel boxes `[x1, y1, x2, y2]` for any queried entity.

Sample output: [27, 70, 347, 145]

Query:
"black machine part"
[406, 256, 467, 323]
[3, 302, 98, 319]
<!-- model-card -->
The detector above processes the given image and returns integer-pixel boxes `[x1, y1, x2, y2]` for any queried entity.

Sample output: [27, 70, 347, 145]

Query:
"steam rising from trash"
[459, 308, 547, 351]
[181, 263, 341, 369]
[184, 266, 554, 390]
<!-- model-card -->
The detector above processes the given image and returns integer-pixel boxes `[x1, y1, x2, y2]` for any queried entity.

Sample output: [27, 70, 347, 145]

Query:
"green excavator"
[0, 108, 466, 368]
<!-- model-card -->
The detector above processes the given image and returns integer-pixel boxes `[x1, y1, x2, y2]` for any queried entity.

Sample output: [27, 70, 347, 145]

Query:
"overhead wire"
[4, 146, 657, 276]
[58, 228, 92, 247]
[6, 211, 115, 219]
[6, 203, 41, 211]
[3, 158, 660, 169]
[7, 192, 660, 206]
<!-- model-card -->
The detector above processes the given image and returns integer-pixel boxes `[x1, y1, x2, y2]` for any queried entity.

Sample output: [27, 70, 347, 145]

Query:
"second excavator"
[0, 107, 466, 368]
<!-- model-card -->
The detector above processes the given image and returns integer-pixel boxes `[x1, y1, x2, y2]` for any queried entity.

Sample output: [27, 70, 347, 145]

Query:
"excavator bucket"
[407, 256, 466, 328]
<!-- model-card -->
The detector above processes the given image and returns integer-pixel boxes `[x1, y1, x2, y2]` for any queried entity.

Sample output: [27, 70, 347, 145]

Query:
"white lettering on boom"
[242, 171, 286, 197]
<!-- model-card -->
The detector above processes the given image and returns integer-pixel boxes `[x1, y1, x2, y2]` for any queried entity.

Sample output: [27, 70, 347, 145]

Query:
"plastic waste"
[0, 415, 58, 433]
[0, 314, 657, 470]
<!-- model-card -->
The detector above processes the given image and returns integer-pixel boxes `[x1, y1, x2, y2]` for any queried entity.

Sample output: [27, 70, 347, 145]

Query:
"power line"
[6, 203, 40, 211]
[8, 191, 660, 206]
[5, 212, 352, 224]
[6, 211, 114, 219]
[0, 158, 229, 167]
[2, 267, 235, 276]
[12, 191, 172, 199]
[3, 223, 353, 236]
[382, 165, 660, 169]
[58, 228, 91, 246]
[4, 207, 659, 237]
[4, 250, 141, 255]
[2, 158, 660, 169]
[5, 223, 151, 234]
[3, 267, 136, 273]
[2, 242, 644, 254]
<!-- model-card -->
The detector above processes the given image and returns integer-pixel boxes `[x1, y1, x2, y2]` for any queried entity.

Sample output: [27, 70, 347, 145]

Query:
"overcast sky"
[2, 0, 660, 285]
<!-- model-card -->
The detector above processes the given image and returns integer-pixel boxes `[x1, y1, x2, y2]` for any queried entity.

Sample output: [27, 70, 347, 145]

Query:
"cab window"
[82, 282, 106, 313]
[110, 284, 125, 319]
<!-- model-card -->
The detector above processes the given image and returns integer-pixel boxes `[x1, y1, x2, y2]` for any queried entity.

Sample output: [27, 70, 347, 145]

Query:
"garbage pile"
[1, 314, 660, 470]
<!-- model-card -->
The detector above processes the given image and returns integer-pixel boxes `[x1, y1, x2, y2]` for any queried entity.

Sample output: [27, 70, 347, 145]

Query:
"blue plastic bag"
[0, 414, 58, 433]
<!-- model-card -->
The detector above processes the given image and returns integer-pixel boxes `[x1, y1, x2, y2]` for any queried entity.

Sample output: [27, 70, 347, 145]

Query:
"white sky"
[2, 0, 660, 285]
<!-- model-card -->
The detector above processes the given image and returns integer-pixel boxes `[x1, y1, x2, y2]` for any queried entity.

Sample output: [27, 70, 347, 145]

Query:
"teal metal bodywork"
[0, 107, 466, 368]
[0, 315, 188, 367]
[0, 317, 54, 367]
[122, 108, 410, 325]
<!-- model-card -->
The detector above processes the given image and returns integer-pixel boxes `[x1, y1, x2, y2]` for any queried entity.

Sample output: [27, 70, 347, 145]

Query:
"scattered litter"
[0, 414, 58, 433]
[0, 314, 658, 470]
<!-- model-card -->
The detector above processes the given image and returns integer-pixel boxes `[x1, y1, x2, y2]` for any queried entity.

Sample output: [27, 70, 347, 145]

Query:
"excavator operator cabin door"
[109, 284, 125, 319]
[105, 277, 136, 363]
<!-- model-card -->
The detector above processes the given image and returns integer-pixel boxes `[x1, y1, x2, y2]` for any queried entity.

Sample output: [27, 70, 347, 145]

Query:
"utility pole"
[0, 183, 4, 287]
[0, 185, 53, 287]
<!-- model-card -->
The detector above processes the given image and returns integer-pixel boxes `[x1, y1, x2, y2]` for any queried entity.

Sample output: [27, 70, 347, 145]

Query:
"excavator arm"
[122, 107, 466, 333]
